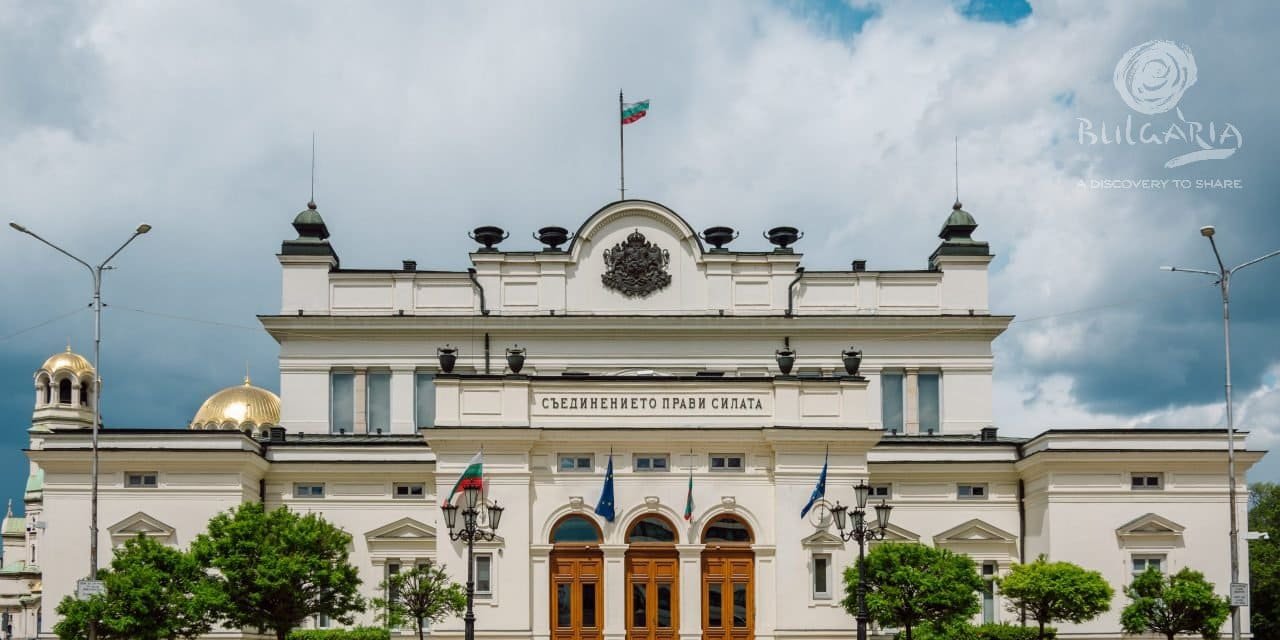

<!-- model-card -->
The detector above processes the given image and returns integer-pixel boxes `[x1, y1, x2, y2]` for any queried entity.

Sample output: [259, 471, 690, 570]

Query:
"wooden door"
[701, 550, 753, 640]
[626, 549, 679, 640]
[551, 549, 604, 640]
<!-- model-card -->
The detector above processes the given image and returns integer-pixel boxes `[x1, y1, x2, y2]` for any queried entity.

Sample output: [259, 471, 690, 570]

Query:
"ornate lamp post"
[441, 487, 504, 640]
[831, 481, 893, 640]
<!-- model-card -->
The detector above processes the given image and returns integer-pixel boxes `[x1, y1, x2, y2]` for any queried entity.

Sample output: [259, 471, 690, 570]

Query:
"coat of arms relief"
[601, 229, 671, 297]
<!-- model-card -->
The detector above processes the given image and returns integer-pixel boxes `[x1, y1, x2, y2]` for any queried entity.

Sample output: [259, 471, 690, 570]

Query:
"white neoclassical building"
[2, 199, 1264, 640]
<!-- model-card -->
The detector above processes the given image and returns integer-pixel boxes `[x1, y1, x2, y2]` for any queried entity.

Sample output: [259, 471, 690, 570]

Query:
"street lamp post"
[9, 221, 150, 640]
[1163, 225, 1280, 640]
[441, 487, 504, 640]
[831, 481, 893, 640]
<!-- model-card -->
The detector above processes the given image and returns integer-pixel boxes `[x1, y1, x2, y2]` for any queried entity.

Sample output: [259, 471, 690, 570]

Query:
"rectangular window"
[710, 454, 745, 472]
[918, 373, 940, 434]
[125, 472, 158, 488]
[330, 372, 354, 434]
[366, 372, 391, 433]
[813, 553, 832, 599]
[881, 373, 904, 433]
[559, 454, 594, 472]
[869, 484, 892, 499]
[474, 553, 493, 595]
[632, 584, 648, 628]
[707, 583, 722, 627]
[1131, 473, 1164, 490]
[634, 455, 669, 472]
[317, 614, 330, 628]
[415, 373, 435, 429]
[582, 582, 597, 627]
[556, 583, 571, 628]
[982, 561, 997, 623]
[394, 483, 425, 499]
[387, 563, 400, 604]
[1132, 554, 1166, 576]
[958, 484, 988, 500]
[293, 483, 325, 498]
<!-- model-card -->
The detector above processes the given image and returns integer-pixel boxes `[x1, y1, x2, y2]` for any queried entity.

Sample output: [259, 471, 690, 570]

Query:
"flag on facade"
[447, 451, 484, 506]
[683, 458, 694, 521]
[594, 453, 616, 522]
[800, 449, 828, 518]
[621, 99, 650, 125]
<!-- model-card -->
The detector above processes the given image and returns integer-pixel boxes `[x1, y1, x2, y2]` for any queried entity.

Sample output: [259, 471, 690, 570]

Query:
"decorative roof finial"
[4, 498, 11, 518]
[954, 135, 962, 211]
[309, 131, 317, 210]
[244, 361, 251, 386]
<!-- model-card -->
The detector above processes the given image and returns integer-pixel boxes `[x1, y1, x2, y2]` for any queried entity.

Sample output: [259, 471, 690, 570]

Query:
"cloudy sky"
[2, 0, 1278, 512]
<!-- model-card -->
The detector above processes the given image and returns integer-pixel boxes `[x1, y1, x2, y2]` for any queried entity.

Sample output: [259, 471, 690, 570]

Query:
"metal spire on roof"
[309, 131, 317, 209]
[954, 135, 962, 210]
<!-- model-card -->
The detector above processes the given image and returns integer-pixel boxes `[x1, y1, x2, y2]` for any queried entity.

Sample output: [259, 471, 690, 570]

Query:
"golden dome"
[191, 377, 281, 431]
[41, 346, 94, 377]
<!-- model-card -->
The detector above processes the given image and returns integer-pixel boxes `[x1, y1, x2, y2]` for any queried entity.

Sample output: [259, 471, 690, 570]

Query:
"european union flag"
[801, 450, 828, 518]
[594, 453, 616, 522]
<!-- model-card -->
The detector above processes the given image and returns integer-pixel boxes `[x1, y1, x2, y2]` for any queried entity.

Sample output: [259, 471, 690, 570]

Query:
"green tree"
[1250, 482, 1280, 640]
[843, 542, 983, 640]
[191, 502, 366, 640]
[1120, 567, 1229, 640]
[371, 561, 466, 640]
[52, 535, 221, 640]
[997, 555, 1113, 639]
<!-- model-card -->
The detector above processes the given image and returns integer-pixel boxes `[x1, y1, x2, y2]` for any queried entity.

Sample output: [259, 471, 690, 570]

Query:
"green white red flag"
[447, 451, 484, 505]
[621, 99, 650, 125]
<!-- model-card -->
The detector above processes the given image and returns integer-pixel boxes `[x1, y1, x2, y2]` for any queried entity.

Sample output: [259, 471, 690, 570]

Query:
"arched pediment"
[108, 511, 176, 546]
[567, 200, 702, 261]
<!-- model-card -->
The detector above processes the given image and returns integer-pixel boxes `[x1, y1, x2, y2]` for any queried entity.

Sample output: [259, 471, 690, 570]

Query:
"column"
[353, 368, 367, 434]
[602, 544, 628, 640]
[34, 383, 43, 407]
[70, 379, 80, 407]
[677, 544, 704, 640]
[752, 545, 777, 640]
[530, 545, 553, 640]
[904, 368, 920, 435]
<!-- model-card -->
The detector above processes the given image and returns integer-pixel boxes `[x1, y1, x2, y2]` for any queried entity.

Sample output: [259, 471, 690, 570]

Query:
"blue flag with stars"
[594, 453, 616, 522]
[800, 450, 828, 518]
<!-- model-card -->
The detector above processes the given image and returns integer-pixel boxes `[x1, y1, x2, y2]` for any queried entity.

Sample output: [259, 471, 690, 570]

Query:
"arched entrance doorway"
[701, 515, 754, 640]
[550, 515, 604, 640]
[625, 515, 679, 640]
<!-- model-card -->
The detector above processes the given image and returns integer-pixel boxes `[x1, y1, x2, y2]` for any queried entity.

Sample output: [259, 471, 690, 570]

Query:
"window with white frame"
[881, 371, 942, 434]
[316, 614, 330, 628]
[958, 484, 988, 500]
[294, 483, 325, 498]
[394, 483, 425, 499]
[812, 553, 833, 599]
[126, 472, 158, 488]
[634, 454, 669, 472]
[474, 553, 493, 596]
[366, 371, 391, 434]
[881, 372, 904, 433]
[559, 454, 594, 472]
[1131, 473, 1164, 490]
[919, 373, 940, 434]
[981, 561, 998, 623]
[869, 484, 892, 499]
[710, 454, 745, 472]
[330, 371, 354, 434]
[415, 372, 436, 429]
[1132, 554, 1166, 576]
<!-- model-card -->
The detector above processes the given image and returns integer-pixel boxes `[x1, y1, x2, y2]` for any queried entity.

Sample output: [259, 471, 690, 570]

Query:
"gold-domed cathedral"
[190, 377, 281, 435]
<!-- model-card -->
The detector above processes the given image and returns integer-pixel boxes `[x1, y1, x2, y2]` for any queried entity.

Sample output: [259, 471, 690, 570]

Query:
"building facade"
[4, 199, 1263, 639]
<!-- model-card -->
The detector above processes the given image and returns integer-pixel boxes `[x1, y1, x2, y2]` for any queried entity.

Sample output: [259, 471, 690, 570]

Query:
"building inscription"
[537, 393, 768, 415]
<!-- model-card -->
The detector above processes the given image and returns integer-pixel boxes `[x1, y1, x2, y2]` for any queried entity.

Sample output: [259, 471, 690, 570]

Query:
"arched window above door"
[703, 515, 753, 544]
[551, 514, 602, 544]
[627, 515, 677, 543]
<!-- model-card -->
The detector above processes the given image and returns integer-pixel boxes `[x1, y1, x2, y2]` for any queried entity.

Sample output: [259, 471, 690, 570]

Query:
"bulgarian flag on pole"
[447, 451, 484, 506]
[621, 99, 650, 125]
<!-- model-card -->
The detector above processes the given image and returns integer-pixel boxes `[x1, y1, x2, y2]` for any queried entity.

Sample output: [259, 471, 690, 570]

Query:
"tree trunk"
[904, 621, 912, 640]
[1038, 620, 1046, 639]
[276, 627, 288, 640]
[418, 622, 426, 640]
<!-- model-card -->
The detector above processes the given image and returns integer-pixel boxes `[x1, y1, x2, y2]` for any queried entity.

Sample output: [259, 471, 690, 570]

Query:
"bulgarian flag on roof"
[447, 451, 484, 505]
[621, 99, 650, 125]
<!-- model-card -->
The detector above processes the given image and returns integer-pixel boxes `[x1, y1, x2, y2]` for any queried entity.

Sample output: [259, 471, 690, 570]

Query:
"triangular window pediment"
[1117, 513, 1185, 538]
[365, 517, 436, 542]
[801, 529, 846, 549]
[874, 523, 921, 544]
[934, 519, 1017, 545]
[108, 512, 175, 545]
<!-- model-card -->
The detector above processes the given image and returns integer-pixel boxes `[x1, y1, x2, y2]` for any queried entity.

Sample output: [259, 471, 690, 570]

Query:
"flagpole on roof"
[619, 90, 626, 201]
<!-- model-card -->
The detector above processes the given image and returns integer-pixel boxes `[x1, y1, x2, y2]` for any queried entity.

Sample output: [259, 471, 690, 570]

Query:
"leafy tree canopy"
[1120, 567, 1229, 640]
[372, 561, 466, 640]
[998, 555, 1112, 639]
[191, 502, 366, 640]
[1250, 482, 1280, 640]
[53, 535, 221, 640]
[843, 542, 983, 640]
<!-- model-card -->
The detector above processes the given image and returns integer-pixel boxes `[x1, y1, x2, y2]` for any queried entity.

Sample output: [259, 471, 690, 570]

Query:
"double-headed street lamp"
[1163, 225, 1280, 640]
[831, 481, 893, 640]
[441, 487, 504, 640]
[9, 222, 150, 597]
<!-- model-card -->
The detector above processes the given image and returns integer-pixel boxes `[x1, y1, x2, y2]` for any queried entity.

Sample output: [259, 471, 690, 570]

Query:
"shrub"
[912, 622, 1055, 640]
[286, 627, 391, 640]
